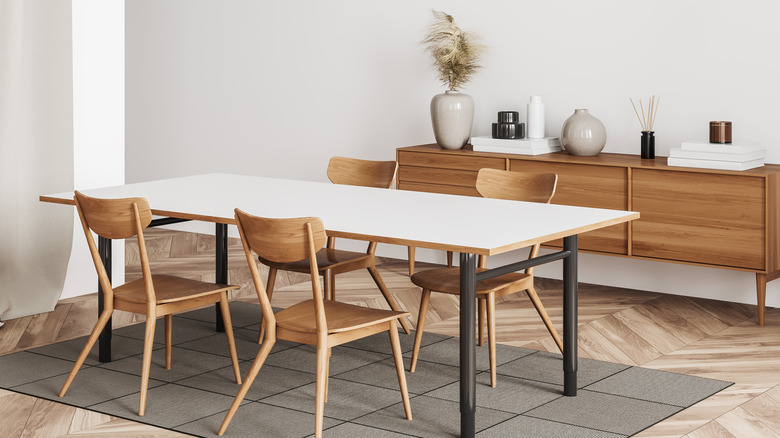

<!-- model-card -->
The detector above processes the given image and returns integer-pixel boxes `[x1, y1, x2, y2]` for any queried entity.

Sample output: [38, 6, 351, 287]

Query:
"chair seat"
[276, 299, 409, 334]
[114, 275, 238, 304]
[411, 267, 533, 298]
[258, 248, 370, 273]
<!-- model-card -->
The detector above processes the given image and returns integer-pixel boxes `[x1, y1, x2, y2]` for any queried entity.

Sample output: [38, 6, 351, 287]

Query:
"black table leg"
[459, 253, 477, 438]
[563, 235, 578, 396]
[98, 236, 113, 363]
[215, 223, 227, 332]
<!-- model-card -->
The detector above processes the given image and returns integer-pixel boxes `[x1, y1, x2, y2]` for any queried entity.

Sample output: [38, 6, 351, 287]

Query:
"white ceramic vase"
[560, 109, 606, 156]
[430, 90, 474, 150]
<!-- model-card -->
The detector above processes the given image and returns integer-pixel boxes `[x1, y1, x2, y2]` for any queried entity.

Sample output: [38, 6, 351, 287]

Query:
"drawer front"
[397, 181, 480, 197]
[399, 166, 477, 188]
[632, 169, 766, 270]
[398, 150, 505, 172]
[397, 149, 505, 198]
[509, 159, 629, 255]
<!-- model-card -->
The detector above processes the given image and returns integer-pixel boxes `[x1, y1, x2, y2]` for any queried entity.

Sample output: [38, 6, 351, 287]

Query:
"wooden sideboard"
[397, 143, 780, 325]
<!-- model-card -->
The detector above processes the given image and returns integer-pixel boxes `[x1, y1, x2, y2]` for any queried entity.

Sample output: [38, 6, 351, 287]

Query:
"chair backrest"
[74, 191, 155, 306]
[474, 169, 558, 273]
[326, 156, 397, 252]
[327, 156, 398, 189]
[234, 209, 328, 336]
[475, 169, 557, 204]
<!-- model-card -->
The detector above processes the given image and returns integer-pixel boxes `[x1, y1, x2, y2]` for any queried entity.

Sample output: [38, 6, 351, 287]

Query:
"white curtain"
[0, 0, 74, 321]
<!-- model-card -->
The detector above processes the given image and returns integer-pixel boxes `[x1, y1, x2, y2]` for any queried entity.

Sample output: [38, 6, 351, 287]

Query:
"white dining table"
[42, 172, 639, 438]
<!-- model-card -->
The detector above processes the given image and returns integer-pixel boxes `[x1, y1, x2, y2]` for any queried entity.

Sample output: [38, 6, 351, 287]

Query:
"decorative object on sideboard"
[422, 10, 485, 150]
[710, 121, 732, 144]
[526, 95, 545, 139]
[641, 131, 655, 160]
[630, 96, 659, 159]
[471, 135, 561, 155]
[560, 109, 606, 156]
[492, 111, 524, 139]
[668, 141, 765, 171]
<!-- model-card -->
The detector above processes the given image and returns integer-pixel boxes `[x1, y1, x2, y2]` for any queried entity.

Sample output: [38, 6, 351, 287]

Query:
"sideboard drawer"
[632, 168, 766, 270]
[509, 159, 629, 255]
[397, 181, 480, 197]
[398, 150, 504, 172]
[398, 166, 478, 188]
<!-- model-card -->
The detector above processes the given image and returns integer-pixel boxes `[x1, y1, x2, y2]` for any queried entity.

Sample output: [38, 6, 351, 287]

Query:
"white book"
[472, 144, 562, 155]
[669, 147, 765, 162]
[680, 141, 764, 154]
[667, 157, 764, 171]
[470, 136, 561, 150]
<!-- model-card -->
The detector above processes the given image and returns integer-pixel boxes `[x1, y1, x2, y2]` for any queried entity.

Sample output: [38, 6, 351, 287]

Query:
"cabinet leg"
[756, 273, 766, 326]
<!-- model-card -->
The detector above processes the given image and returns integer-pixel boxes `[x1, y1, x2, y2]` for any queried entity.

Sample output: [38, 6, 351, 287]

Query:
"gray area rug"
[1, 301, 732, 437]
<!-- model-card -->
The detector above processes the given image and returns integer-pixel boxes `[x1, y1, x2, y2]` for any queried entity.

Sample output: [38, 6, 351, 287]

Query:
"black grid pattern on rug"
[1, 301, 733, 437]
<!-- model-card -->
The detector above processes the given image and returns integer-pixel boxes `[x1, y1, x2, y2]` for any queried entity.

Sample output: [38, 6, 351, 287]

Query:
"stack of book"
[668, 141, 766, 171]
[471, 136, 561, 155]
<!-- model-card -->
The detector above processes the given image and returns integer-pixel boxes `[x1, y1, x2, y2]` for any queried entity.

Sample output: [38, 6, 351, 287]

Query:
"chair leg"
[59, 308, 113, 397]
[164, 314, 173, 370]
[219, 293, 242, 384]
[526, 286, 564, 353]
[410, 289, 431, 373]
[218, 338, 275, 436]
[367, 266, 411, 335]
[389, 321, 413, 420]
[446, 251, 453, 268]
[324, 347, 331, 403]
[138, 311, 157, 416]
[487, 294, 497, 388]
[408, 246, 415, 276]
[258, 267, 277, 344]
[478, 298, 486, 346]
[314, 345, 329, 438]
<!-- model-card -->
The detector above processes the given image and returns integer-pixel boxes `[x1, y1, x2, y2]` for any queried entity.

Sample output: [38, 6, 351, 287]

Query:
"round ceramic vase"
[430, 90, 474, 150]
[560, 109, 606, 156]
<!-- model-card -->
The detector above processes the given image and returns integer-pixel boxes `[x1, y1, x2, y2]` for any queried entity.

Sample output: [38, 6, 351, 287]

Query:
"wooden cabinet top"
[398, 144, 780, 176]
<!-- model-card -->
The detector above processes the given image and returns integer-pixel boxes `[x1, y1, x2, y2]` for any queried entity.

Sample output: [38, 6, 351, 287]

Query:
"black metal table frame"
[458, 235, 578, 438]
[95, 218, 579, 438]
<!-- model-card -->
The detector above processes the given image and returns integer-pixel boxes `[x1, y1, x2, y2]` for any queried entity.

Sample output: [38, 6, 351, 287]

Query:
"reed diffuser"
[630, 96, 660, 159]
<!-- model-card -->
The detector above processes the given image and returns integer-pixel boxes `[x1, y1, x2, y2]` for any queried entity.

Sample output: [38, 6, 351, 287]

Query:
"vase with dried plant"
[422, 10, 484, 150]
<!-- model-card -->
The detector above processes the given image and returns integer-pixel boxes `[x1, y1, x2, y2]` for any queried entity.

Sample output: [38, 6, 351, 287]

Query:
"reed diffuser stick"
[650, 96, 660, 131]
[630, 98, 645, 131]
[631, 95, 660, 132]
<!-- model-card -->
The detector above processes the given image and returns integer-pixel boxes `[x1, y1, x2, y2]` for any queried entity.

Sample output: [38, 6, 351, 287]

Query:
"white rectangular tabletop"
[41, 173, 639, 256]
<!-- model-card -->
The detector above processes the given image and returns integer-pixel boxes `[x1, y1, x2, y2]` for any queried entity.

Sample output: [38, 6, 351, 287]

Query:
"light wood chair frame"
[219, 209, 412, 437]
[257, 157, 410, 342]
[408, 169, 564, 388]
[59, 191, 242, 416]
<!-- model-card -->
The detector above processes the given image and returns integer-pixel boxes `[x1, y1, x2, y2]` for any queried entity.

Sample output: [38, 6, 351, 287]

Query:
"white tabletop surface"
[42, 173, 639, 256]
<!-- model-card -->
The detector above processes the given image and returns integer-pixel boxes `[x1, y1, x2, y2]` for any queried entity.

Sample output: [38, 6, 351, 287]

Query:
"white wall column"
[61, 0, 125, 299]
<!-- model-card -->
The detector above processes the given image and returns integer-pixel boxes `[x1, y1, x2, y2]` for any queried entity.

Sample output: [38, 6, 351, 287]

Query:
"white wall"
[125, 0, 780, 308]
[61, 0, 125, 299]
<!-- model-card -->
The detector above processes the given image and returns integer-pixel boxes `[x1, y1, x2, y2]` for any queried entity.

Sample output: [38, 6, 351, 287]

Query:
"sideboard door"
[632, 168, 766, 270]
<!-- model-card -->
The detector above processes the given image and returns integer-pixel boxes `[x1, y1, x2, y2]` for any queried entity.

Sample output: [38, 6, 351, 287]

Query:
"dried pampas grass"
[422, 10, 485, 91]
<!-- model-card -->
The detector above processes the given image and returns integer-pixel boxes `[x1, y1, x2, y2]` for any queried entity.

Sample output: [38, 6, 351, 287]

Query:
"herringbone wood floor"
[2, 229, 779, 437]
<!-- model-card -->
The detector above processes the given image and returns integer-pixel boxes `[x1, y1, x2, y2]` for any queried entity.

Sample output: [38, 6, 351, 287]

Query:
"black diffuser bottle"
[641, 131, 655, 159]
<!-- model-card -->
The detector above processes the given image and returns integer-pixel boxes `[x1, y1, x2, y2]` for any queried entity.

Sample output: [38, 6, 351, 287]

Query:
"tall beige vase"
[430, 90, 474, 150]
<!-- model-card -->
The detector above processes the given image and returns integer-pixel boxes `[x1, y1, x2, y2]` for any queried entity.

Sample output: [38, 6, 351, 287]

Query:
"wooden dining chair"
[408, 169, 564, 388]
[59, 191, 242, 416]
[256, 156, 410, 342]
[220, 209, 412, 437]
